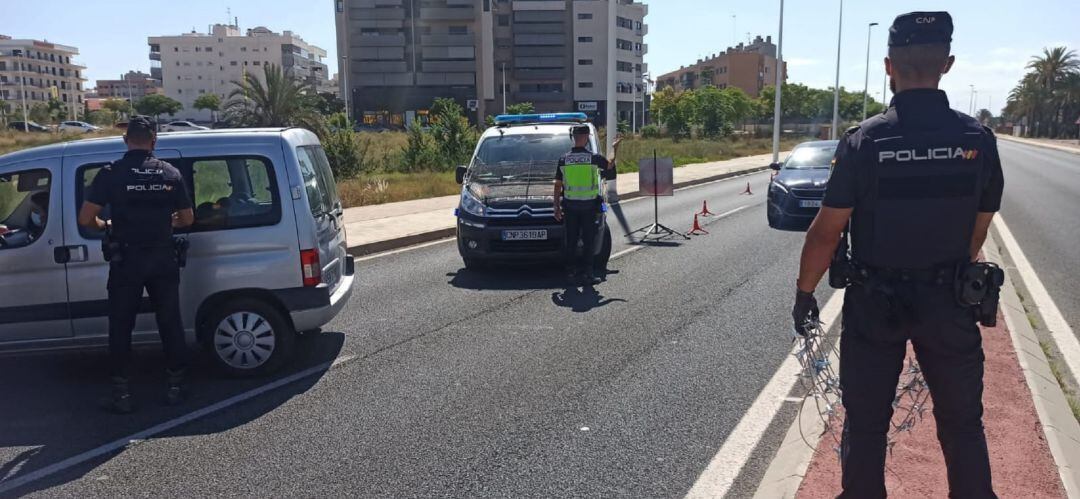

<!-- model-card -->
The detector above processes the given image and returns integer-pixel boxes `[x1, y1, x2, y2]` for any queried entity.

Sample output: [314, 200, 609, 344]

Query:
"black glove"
[792, 289, 820, 336]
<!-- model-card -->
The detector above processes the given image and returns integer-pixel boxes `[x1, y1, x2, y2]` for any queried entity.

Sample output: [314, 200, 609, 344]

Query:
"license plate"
[324, 267, 339, 287]
[502, 230, 547, 241]
[799, 200, 823, 208]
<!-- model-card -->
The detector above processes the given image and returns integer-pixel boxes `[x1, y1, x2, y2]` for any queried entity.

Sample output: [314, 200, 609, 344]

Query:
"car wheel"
[205, 298, 295, 377]
[593, 226, 613, 270]
[767, 209, 780, 229]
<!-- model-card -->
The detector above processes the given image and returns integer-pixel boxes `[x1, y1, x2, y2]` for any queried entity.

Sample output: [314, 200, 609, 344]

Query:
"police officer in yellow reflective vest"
[554, 125, 619, 285]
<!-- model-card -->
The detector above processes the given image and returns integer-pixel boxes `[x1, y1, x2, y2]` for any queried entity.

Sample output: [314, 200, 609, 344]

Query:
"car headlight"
[460, 188, 486, 217]
[770, 181, 788, 195]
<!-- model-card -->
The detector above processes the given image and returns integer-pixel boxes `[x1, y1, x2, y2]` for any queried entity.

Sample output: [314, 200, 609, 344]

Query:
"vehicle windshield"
[470, 133, 585, 183]
[784, 145, 837, 169]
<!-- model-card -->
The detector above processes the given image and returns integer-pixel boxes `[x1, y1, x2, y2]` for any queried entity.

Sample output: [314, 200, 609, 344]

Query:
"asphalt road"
[0, 169, 838, 498]
[996, 140, 1080, 337]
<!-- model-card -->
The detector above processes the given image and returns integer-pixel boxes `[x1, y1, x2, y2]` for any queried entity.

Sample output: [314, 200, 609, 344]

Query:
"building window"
[195, 47, 201, 52]
[498, 15, 510, 26]
[230, 61, 238, 66]
[578, 82, 593, 88]
[241, 47, 247, 52]
[577, 13, 592, 20]
[578, 59, 593, 65]
[174, 47, 179, 52]
[578, 36, 593, 43]
[336, 0, 343, 12]
[254, 61, 261, 66]
[449, 25, 467, 35]
[207, 46, 213, 52]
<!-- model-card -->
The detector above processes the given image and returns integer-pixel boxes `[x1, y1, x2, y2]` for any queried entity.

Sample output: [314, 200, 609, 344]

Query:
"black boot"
[101, 376, 134, 414]
[583, 268, 601, 285]
[165, 368, 187, 406]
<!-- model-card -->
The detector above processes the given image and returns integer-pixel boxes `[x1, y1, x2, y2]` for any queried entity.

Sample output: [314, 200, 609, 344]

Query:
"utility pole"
[771, 0, 785, 164]
[341, 56, 350, 124]
[19, 60, 28, 132]
[862, 22, 878, 120]
[968, 84, 975, 115]
[830, 0, 843, 140]
[605, 0, 617, 155]
[501, 62, 506, 114]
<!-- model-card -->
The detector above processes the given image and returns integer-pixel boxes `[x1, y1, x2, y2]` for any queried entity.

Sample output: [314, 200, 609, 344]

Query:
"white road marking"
[610, 246, 644, 260]
[993, 216, 1080, 381]
[684, 288, 846, 499]
[0, 356, 357, 494]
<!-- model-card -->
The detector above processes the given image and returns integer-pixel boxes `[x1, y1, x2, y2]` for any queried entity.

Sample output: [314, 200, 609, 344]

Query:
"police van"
[0, 128, 354, 376]
[454, 113, 614, 269]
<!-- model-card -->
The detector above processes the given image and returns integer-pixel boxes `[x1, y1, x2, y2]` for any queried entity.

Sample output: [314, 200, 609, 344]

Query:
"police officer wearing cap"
[78, 116, 195, 414]
[792, 12, 1004, 498]
[554, 125, 619, 285]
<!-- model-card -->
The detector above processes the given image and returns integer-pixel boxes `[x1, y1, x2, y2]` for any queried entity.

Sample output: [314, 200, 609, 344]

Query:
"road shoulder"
[998, 134, 1080, 155]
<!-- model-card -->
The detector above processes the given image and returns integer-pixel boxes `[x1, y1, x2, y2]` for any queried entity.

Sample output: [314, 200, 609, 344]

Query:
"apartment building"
[0, 35, 87, 120]
[335, 0, 647, 128]
[656, 35, 786, 98]
[95, 70, 161, 100]
[149, 24, 329, 122]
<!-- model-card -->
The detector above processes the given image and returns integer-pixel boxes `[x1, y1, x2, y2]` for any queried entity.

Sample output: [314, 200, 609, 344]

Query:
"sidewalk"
[999, 134, 1080, 154]
[342, 152, 778, 255]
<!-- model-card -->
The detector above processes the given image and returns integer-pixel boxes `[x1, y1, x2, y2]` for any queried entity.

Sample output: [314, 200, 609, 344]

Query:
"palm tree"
[1025, 47, 1079, 136]
[223, 64, 325, 135]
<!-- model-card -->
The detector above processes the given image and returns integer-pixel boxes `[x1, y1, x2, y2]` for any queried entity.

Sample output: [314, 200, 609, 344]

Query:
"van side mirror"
[455, 165, 468, 184]
[769, 162, 782, 171]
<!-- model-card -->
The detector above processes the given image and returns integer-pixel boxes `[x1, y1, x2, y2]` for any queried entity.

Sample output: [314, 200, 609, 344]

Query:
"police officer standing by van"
[78, 116, 195, 414]
[792, 13, 1004, 498]
[554, 125, 619, 286]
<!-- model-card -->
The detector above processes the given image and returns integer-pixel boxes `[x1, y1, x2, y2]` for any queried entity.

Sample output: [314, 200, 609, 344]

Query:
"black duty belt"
[863, 265, 956, 286]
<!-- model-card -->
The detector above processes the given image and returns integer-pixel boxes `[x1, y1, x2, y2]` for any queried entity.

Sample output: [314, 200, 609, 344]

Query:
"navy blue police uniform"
[822, 12, 1004, 498]
[87, 123, 192, 382]
[556, 142, 612, 280]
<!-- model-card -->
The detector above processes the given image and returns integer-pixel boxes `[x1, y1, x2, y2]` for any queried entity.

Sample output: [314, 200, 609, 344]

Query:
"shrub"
[640, 124, 661, 138]
[322, 129, 370, 179]
[400, 121, 440, 172]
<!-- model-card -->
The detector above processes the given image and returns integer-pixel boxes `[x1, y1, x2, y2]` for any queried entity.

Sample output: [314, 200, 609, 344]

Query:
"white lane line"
[610, 246, 644, 260]
[0, 357, 354, 494]
[993, 216, 1080, 382]
[354, 237, 455, 262]
[684, 288, 846, 499]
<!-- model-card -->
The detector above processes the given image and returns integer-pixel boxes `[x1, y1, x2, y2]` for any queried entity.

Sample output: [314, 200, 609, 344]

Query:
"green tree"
[0, 100, 11, 126]
[506, 102, 536, 115]
[45, 98, 68, 123]
[102, 98, 132, 119]
[691, 86, 733, 137]
[134, 94, 183, 124]
[28, 102, 51, 124]
[322, 129, 370, 178]
[314, 92, 346, 116]
[976, 109, 993, 125]
[429, 97, 476, 169]
[400, 120, 439, 172]
[651, 86, 692, 138]
[223, 63, 325, 135]
[193, 93, 221, 123]
[86, 109, 119, 127]
[327, 112, 351, 131]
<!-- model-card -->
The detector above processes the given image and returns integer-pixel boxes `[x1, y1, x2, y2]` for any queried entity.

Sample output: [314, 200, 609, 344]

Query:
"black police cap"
[889, 12, 953, 47]
[127, 115, 157, 135]
[571, 124, 591, 136]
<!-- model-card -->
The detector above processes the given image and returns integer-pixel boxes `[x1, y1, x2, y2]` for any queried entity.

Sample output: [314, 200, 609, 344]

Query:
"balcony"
[420, 6, 475, 21]
[422, 60, 476, 72]
[514, 68, 566, 80]
[355, 34, 407, 47]
[514, 34, 565, 46]
[420, 33, 475, 46]
[417, 72, 475, 86]
[149, 52, 161, 61]
[514, 91, 568, 103]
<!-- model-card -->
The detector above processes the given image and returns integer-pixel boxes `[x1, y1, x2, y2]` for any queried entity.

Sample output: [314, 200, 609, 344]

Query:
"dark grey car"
[767, 139, 840, 231]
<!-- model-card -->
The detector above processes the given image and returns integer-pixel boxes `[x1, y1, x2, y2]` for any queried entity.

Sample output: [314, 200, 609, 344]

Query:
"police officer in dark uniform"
[554, 125, 619, 285]
[78, 116, 195, 414]
[791, 12, 1004, 498]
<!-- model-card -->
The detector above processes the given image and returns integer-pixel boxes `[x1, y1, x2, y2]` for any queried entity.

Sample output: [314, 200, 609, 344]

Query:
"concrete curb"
[344, 165, 770, 257]
[998, 134, 1080, 155]
[988, 228, 1080, 496]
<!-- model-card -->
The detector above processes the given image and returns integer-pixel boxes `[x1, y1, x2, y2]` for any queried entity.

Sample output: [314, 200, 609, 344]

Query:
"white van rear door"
[294, 145, 347, 293]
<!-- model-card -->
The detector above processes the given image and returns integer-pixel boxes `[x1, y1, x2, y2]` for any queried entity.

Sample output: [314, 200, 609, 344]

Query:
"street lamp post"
[969, 84, 975, 115]
[862, 22, 878, 120]
[830, 0, 844, 140]
[19, 63, 28, 132]
[771, 0, 785, 164]
[341, 55, 350, 124]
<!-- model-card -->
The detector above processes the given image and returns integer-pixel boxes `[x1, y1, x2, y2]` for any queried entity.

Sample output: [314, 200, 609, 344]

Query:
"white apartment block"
[149, 24, 330, 122]
[0, 35, 87, 121]
[571, 0, 648, 126]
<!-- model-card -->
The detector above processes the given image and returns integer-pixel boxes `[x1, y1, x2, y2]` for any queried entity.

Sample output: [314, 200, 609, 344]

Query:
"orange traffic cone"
[741, 181, 754, 195]
[698, 200, 716, 216]
[688, 213, 709, 235]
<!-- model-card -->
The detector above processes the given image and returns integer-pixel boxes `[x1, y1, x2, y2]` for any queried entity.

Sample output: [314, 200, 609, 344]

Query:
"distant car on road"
[58, 121, 100, 134]
[7, 121, 50, 133]
[454, 113, 613, 270]
[767, 139, 840, 231]
[162, 120, 210, 132]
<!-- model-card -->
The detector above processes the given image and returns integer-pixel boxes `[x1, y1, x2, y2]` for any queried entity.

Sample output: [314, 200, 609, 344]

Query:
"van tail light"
[300, 249, 321, 287]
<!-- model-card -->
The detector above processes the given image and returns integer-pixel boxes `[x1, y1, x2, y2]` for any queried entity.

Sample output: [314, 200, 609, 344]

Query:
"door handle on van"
[54, 245, 88, 264]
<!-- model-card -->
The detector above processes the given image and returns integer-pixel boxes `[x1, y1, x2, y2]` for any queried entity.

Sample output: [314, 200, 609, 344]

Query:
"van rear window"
[296, 146, 340, 217]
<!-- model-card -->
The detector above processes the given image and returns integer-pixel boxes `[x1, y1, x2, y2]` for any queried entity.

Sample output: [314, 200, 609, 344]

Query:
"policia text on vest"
[791, 12, 1005, 498]
[554, 125, 619, 286]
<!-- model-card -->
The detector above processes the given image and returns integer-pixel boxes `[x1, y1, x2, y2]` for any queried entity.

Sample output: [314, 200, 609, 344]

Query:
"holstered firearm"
[955, 262, 1005, 327]
[173, 236, 189, 268]
[101, 223, 124, 263]
[828, 224, 865, 289]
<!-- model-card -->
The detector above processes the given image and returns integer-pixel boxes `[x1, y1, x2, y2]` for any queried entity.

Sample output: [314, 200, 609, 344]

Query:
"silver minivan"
[0, 128, 354, 376]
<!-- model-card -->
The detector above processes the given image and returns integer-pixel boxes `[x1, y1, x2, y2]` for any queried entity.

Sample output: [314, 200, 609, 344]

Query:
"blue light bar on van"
[493, 113, 589, 125]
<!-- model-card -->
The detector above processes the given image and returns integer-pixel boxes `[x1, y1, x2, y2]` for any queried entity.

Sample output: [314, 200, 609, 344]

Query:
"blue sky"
[2, 0, 1077, 116]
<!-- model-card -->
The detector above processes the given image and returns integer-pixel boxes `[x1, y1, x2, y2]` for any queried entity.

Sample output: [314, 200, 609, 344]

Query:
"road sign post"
[629, 149, 688, 241]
